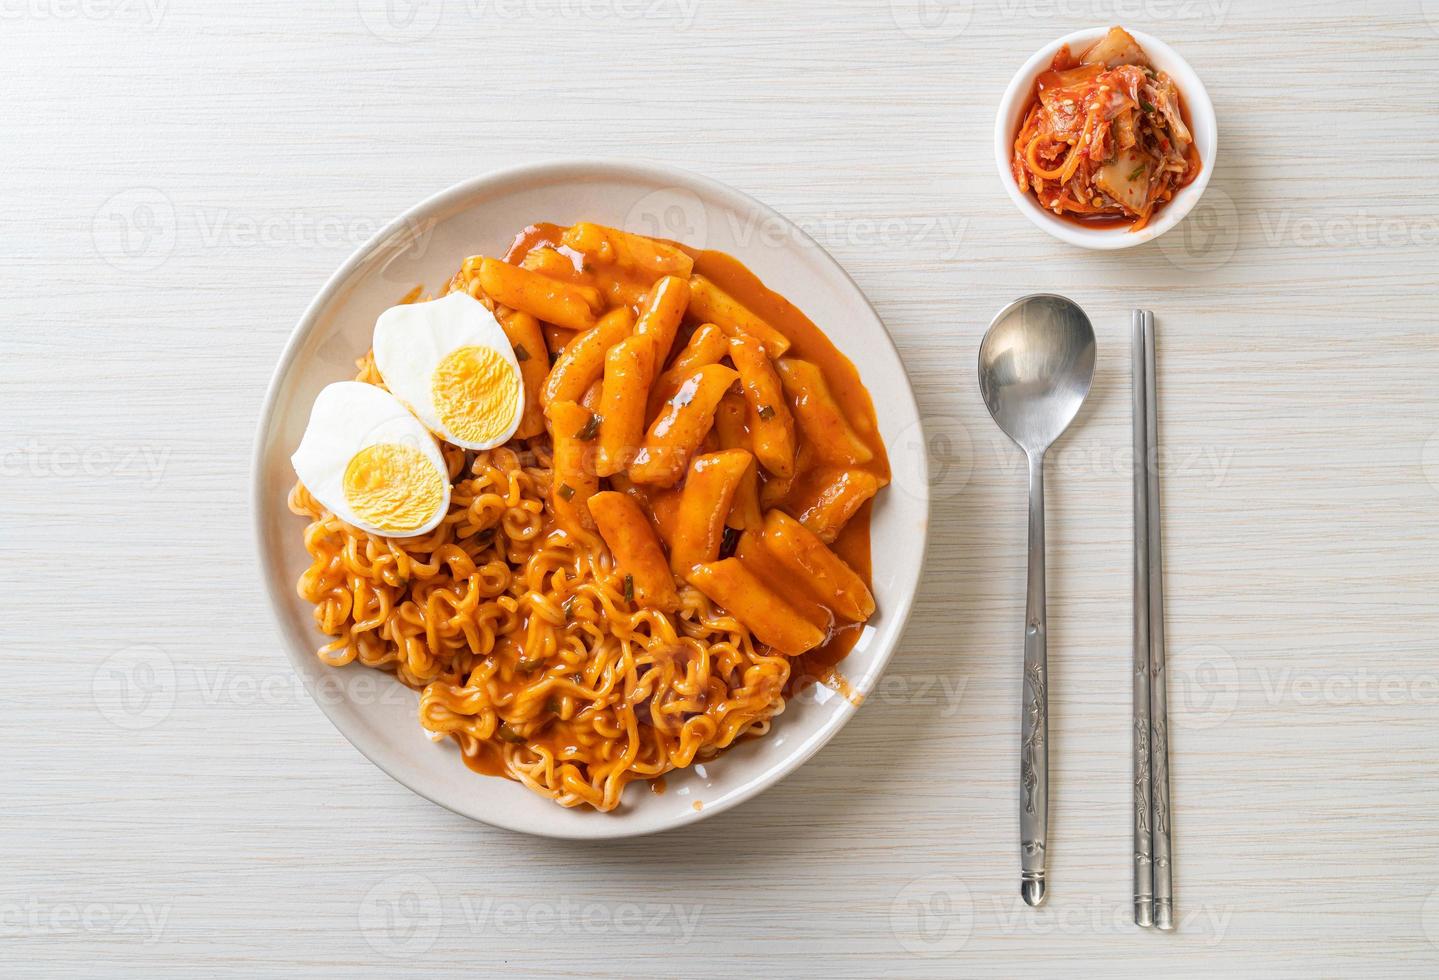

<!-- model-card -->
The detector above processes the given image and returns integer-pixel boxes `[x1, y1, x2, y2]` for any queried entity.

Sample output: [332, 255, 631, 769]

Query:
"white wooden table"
[5, 1, 1439, 975]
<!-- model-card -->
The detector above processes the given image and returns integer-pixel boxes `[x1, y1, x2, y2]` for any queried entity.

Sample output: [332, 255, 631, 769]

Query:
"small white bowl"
[994, 27, 1217, 250]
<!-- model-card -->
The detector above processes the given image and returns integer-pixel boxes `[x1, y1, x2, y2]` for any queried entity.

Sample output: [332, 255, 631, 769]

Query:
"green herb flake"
[1140, 100, 1156, 113]
[558, 482, 575, 501]
[1128, 163, 1148, 181]
[516, 657, 544, 672]
[576, 413, 601, 441]
[514, 344, 531, 362]
[623, 574, 635, 603]
[496, 723, 525, 744]
[757, 404, 776, 422]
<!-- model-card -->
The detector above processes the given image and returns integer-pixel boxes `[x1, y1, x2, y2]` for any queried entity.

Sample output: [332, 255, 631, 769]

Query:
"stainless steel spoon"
[978, 294, 1096, 908]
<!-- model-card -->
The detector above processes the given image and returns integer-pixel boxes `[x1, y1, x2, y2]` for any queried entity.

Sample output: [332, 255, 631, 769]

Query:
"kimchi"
[1012, 26, 1201, 231]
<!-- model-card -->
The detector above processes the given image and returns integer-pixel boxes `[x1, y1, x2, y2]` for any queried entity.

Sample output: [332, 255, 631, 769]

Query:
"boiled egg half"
[291, 381, 451, 537]
[373, 292, 524, 451]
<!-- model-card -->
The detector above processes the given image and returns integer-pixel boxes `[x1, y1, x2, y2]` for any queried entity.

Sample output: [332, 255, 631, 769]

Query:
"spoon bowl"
[979, 294, 1096, 453]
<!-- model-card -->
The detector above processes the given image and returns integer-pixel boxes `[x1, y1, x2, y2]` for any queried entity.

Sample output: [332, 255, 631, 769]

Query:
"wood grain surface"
[4, 1, 1438, 975]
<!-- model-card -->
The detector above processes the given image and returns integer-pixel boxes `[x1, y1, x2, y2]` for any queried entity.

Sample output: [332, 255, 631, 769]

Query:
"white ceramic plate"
[252, 160, 928, 838]
[994, 27, 1218, 250]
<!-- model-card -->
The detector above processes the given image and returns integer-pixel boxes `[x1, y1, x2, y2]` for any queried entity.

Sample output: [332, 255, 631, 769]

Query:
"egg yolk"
[432, 345, 520, 445]
[342, 442, 446, 532]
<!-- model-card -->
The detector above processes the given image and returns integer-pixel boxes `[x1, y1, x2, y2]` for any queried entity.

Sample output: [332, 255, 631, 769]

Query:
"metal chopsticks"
[1131, 312, 1154, 927]
[1132, 310, 1174, 930]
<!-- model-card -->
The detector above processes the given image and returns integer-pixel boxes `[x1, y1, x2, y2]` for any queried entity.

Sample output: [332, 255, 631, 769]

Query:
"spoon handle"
[1020, 449, 1049, 907]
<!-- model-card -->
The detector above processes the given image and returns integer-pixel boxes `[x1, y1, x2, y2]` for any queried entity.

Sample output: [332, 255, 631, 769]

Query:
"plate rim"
[250, 158, 929, 838]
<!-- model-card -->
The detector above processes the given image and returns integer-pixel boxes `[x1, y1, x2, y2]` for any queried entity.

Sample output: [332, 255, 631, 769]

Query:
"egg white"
[372, 292, 525, 451]
[290, 381, 451, 537]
